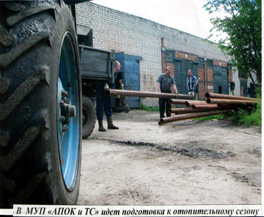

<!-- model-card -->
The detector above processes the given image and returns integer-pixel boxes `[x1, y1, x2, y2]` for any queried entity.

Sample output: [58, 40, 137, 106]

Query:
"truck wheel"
[0, 1, 82, 207]
[82, 97, 96, 139]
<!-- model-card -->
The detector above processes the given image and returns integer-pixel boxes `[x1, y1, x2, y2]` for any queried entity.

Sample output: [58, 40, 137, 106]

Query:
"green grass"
[229, 98, 262, 127]
[195, 97, 262, 127]
[140, 104, 159, 111]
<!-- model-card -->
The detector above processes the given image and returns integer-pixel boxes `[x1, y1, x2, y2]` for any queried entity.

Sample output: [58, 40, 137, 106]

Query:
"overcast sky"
[92, 0, 220, 42]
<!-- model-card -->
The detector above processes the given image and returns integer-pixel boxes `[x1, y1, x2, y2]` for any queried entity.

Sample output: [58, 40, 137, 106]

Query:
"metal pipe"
[193, 104, 239, 110]
[185, 101, 208, 107]
[169, 99, 188, 104]
[169, 107, 217, 114]
[105, 89, 194, 99]
[206, 98, 258, 105]
[205, 92, 258, 101]
[170, 105, 236, 112]
[159, 110, 232, 125]
[191, 104, 219, 109]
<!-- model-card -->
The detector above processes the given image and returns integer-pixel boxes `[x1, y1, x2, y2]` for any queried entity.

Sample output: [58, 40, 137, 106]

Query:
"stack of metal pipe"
[104, 89, 258, 125]
[104, 89, 193, 99]
[159, 93, 258, 125]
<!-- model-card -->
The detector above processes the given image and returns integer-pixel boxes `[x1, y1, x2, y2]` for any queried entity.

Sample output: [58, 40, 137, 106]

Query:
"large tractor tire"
[82, 96, 96, 139]
[0, 1, 82, 207]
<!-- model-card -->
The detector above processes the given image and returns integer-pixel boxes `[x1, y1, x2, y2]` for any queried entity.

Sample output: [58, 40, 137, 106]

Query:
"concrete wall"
[76, 2, 235, 105]
[232, 67, 241, 96]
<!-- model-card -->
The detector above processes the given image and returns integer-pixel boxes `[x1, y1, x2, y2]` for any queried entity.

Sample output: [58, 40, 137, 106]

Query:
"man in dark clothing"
[96, 61, 120, 132]
[117, 79, 130, 113]
[157, 66, 178, 119]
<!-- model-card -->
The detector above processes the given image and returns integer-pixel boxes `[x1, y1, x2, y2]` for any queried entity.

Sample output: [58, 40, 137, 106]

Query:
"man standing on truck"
[157, 66, 178, 119]
[96, 61, 121, 132]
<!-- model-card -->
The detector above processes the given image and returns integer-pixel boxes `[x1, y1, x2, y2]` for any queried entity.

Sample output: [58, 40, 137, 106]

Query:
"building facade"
[76, 2, 242, 107]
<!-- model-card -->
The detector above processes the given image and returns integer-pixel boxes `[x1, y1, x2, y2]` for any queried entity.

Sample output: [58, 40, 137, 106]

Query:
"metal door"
[213, 66, 229, 94]
[174, 60, 198, 95]
[115, 52, 142, 108]
[240, 80, 248, 97]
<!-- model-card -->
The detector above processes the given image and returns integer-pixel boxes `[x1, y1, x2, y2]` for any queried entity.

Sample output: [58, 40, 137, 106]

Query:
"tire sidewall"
[43, 3, 82, 204]
[82, 97, 95, 139]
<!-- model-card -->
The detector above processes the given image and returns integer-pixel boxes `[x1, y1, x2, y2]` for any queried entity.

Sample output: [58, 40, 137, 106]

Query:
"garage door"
[213, 66, 229, 94]
[174, 60, 198, 95]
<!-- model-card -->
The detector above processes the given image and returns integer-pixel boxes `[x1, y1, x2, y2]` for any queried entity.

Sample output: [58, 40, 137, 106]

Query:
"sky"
[91, 0, 221, 42]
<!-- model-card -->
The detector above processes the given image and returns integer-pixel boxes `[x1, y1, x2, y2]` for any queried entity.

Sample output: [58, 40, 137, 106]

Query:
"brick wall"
[175, 51, 197, 61]
[198, 68, 204, 81]
[214, 60, 228, 68]
[198, 67, 205, 99]
[76, 2, 232, 105]
[229, 70, 232, 82]
[207, 68, 214, 82]
[208, 84, 214, 93]
[76, 2, 164, 106]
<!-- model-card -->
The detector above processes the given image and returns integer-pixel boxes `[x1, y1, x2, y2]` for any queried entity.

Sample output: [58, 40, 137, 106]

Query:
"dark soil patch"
[112, 140, 236, 160]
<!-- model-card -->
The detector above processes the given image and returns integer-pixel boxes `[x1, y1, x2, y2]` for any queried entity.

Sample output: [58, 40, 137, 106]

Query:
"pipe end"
[158, 120, 164, 125]
[206, 98, 211, 103]
[205, 93, 210, 98]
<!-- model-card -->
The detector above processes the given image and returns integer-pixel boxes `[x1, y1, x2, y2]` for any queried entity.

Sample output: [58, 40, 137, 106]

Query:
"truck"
[80, 45, 116, 138]
[0, 0, 115, 207]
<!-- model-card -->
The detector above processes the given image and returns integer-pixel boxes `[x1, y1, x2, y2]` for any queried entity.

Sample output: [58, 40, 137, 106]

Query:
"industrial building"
[76, 2, 252, 108]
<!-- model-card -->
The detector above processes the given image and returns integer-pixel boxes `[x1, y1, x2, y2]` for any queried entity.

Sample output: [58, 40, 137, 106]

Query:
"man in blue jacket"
[186, 69, 199, 100]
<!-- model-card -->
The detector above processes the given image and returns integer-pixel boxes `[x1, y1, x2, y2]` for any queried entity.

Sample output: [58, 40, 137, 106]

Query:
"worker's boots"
[107, 116, 119, 130]
[98, 120, 106, 132]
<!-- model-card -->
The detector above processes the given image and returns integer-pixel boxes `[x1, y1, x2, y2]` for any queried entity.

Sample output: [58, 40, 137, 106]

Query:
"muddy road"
[78, 110, 261, 205]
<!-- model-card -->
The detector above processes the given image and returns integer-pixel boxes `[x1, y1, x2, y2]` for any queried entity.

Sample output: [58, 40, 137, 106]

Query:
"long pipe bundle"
[106, 89, 257, 125]
[159, 110, 232, 125]
[160, 92, 258, 125]
[185, 100, 209, 107]
[169, 99, 188, 104]
[206, 98, 258, 105]
[205, 93, 258, 101]
[191, 104, 219, 109]
[169, 107, 217, 114]
[105, 89, 194, 100]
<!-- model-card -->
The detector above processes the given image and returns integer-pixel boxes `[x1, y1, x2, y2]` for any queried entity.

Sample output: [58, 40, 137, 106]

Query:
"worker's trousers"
[96, 83, 112, 120]
[159, 98, 171, 119]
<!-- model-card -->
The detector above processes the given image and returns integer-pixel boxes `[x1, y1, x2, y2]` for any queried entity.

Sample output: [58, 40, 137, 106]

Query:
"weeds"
[229, 99, 261, 127]
[140, 104, 159, 111]
[196, 97, 262, 127]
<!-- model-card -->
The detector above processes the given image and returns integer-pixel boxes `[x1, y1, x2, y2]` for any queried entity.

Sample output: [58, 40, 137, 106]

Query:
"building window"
[198, 57, 204, 68]
[165, 50, 175, 62]
[207, 59, 213, 69]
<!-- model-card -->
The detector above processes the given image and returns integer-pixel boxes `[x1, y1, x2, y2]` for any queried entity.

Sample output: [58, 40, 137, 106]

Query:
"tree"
[204, 0, 261, 85]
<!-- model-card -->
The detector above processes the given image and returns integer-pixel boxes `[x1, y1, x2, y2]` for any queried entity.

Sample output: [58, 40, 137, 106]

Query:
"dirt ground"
[78, 110, 261, 205]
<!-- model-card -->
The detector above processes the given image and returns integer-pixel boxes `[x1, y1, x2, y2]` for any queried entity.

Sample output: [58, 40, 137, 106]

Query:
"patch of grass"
[140, 104, 159, 111]
[228, 98, 262, 127]
[194, 90, 261, 127]
[195, 96, 261, 127]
